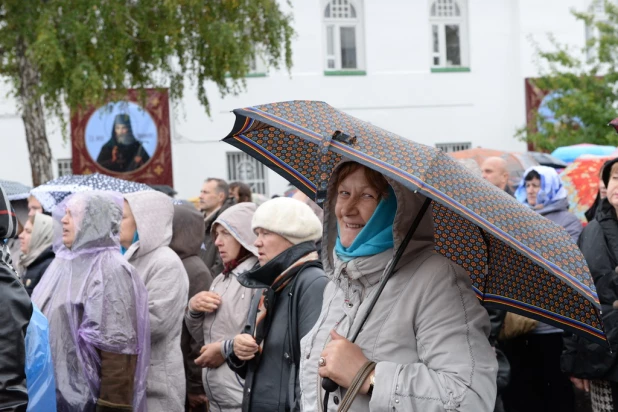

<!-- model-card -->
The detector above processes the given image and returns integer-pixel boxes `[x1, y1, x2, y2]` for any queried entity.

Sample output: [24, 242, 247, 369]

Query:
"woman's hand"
[195, 342, 225, 368]
[233, 334, 259, 361]
[189, 291, 221, 313]
[318, 330, 371, 392]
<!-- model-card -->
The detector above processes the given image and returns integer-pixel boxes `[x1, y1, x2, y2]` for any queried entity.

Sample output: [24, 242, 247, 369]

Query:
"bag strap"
[337, 361, 376, 412]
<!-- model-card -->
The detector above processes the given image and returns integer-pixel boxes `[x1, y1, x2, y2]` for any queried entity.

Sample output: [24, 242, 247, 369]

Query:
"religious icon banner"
[71, 89, 173, 186]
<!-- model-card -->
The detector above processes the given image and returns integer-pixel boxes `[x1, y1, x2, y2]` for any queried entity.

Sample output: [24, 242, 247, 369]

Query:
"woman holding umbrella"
[300, 161, 497, 411]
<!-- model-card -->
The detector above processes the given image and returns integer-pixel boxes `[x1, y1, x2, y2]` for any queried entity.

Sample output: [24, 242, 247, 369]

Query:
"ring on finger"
[319, 357, 326, 367]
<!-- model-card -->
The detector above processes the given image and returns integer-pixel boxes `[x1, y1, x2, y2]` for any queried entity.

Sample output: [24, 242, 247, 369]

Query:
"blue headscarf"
[335, 185, 397, 262]
[121, 231, 140, 255]
[515, 166, 567, 208]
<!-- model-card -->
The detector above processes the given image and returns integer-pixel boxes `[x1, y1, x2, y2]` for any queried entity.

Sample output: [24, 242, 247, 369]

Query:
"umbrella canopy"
[0, 180, 32, 201]
[551, 144, 616, 164]
[223, 100, 605, 344]
[449, 148, 539, 189]
[560, 155, 614, 223]
[528, 152, 568, 169]
[31, 173, 153, 212]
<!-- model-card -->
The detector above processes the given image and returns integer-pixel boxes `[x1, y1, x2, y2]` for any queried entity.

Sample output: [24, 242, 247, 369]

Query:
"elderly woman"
[19, 213, 54, 295]
[228, 197, 328, 411]
[185, 202, 259, 412]
[299, 161, 497, 411]
[32, 191, 150, 412]
[503, 166, 582, 412]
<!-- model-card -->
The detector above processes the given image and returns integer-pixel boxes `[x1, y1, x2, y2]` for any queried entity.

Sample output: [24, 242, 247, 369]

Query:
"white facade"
[0, 0, 593, 199]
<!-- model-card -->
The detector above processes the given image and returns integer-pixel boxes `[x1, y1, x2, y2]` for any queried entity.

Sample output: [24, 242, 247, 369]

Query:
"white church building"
[0, 0, 601, 198]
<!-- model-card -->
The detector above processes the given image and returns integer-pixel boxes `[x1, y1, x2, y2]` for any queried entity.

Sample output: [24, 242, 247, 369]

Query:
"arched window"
[323, 0, 365, 71]
[429, 0, 469, 69]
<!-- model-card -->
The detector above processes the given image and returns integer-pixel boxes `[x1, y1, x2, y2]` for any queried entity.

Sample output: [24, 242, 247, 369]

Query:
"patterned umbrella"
[223, 100, 605, 344]
[0, 180, 32, 201]
[561, 155, 615, 223]
[31, 173, 153, 212]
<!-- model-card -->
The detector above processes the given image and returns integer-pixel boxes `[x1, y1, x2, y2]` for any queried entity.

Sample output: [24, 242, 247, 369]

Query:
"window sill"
[324, 70, 367, 76]
[224, 72, 268, 78]
[431, 67, 471, 73]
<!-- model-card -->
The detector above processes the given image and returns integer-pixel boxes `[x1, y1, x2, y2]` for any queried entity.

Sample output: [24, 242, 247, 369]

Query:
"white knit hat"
[251, 197, 323, 245]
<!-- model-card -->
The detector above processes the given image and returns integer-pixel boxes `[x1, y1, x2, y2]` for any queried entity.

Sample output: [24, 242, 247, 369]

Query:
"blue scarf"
[335, 186, 397, 262]
[121, 231, 139, 255]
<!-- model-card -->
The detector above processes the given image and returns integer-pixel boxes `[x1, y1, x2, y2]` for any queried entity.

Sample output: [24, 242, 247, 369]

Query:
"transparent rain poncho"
[31, 191, 150, 412]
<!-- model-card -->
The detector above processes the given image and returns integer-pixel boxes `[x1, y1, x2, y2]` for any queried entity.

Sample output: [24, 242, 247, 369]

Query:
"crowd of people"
[1, 157, 617, 412]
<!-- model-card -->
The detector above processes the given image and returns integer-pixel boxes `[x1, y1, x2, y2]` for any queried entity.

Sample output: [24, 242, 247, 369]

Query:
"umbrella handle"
[321, 197, 432, 404]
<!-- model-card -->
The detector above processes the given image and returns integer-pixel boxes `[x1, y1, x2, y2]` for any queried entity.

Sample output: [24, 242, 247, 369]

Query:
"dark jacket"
[170, 204, 214, 397]
[0, 261, 32, 411]
[228, 242, 328, 412]
[201, 197, 235, 276]
[563, 199, 618, 381]
[22, 246, 54, 296]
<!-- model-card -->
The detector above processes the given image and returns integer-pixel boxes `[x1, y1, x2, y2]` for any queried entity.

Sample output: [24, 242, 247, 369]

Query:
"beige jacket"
[185, 202, 259, 412]
[124, 191, 190, 412]
[299, 170, 498, 411]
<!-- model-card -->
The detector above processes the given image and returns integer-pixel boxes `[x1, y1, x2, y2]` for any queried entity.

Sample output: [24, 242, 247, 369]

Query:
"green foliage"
[517, 1, 618, 151]
[0, 0, 293, 117]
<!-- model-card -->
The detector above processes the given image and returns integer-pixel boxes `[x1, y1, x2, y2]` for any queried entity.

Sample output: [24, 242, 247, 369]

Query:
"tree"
[0, 0, 293, 186]
[517, 1, 618, 152]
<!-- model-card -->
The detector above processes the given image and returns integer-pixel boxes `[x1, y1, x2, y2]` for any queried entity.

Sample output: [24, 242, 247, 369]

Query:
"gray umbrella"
[31, 173, 154, 212]
[0, 180, 32, 201]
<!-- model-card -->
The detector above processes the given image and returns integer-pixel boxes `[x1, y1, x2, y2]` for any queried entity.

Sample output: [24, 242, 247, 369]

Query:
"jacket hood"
[124, 191, 173, 258]
[170, 204, 205, 260]
[53, 191, 124, 258]
[322, 160, 435, 276]
[212, 202, 258, 257]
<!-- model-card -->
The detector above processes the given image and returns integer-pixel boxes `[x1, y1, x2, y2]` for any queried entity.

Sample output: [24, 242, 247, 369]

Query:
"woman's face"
[61, 210, 76, 249]
[214, 224, 242, 264]
[120, 201, 137, 249]
[600, 179, 608, 200]
[28, 197, 43, 217]
[19, 220, 33, 254]
[335, 168, 381, 248]
[525, 177, 542, 206]
[254, 228, 293, 266]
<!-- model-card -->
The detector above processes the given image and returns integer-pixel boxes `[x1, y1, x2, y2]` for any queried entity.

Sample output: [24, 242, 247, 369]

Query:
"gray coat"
[535, 197, 582, 243]
[125, 192, 190, 412]
[299, 169, 498, 412]
[185, 202, 259, 412]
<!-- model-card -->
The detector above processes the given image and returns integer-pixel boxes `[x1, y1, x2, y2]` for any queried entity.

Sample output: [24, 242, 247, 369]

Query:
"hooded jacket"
[0, 187, 31, 412]
[170, 204, 214, 398]
[124, 191, 190, 412]
[299, 163, 498, 412]
[201, 197, 236, 276]
[185, 202, 259, 412]
[562, 199, 618, 381]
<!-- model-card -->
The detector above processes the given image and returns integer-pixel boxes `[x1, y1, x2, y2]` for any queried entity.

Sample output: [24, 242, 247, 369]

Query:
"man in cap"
[97, 113, 151, 172]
